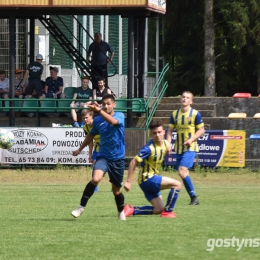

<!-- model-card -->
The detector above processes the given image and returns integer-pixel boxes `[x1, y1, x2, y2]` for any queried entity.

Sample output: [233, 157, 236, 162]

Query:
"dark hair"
[94, 32, 102, 37]
[82, 76, 90, 81]
[0, 70, 6, 75]
[102, 94, 115, 102]
[149, 120, 164, 130]
[97, 77, 105, 83]
[81, 109, 94, 117]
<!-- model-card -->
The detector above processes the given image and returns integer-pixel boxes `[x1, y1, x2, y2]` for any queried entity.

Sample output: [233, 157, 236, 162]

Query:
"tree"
[163, 0, 260, 96]
[163, 1, 205, 96]
[215, 0, 260, 95]
[204, 0, 216, 96]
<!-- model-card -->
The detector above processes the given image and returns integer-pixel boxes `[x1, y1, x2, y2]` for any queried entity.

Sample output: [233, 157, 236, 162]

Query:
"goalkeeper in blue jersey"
[123, 120, 181, 218]
[166, 91, 205, 205]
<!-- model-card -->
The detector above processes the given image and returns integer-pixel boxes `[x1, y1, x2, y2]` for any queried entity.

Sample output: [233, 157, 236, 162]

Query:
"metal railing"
[145, 63, 169, 129]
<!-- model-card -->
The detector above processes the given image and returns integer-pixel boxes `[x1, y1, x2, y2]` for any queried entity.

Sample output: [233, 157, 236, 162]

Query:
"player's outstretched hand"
[124, 181, 131, 192]
[88, 103, 101, 112]
[72, 149, 80, 156]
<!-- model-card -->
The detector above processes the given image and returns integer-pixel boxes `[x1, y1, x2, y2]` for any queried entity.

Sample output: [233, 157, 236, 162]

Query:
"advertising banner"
[0, 128, 90, 165]
[164, 130, 246, 167]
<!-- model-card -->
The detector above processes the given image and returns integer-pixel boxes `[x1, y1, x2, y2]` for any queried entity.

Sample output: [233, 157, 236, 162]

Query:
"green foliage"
[164, 0, 260, 96]
[163, 1, 205, 96]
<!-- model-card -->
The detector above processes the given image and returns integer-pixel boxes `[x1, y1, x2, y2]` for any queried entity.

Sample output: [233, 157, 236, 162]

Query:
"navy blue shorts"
[93, 157, 125, 187]
[139, 175, 162, 201]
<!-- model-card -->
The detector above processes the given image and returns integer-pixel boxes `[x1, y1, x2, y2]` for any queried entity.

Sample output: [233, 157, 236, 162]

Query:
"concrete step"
[2, 113, 259, 132]
[154, 110, 215, 118]
[157, 103, 216, 111]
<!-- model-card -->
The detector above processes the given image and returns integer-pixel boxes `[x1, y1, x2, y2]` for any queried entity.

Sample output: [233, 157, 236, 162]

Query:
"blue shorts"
[93, 157, 125, 187]
[175, 151, 196, 170]
[139, 175, 162, 201]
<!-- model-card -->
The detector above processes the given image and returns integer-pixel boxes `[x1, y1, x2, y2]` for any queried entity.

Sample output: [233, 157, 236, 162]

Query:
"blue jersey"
[90, 112, 125, 161]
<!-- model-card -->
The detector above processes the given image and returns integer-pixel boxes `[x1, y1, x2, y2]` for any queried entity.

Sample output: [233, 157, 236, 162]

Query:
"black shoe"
[189, 197, 199, 205]
[59, 113, 68, 117]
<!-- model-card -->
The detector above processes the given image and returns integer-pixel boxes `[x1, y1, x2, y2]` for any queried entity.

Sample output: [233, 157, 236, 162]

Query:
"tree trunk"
[204, 0, 216, 96]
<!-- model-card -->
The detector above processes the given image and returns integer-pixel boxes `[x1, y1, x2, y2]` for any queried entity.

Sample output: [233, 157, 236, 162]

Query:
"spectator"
[30, 80, 48, 117]
[93, 77, 111, 105]
[14, 68, 27, 117]
[44, 66, 67, 117]
[0, 70, 9, 116]
[14, 68, 26, 99]
[87, 32, 114, 90]
[0, 70, 9, 99]
[32, 80, 45, 98]
[70, 76, 93, 127]
[22, 54, 44, 99]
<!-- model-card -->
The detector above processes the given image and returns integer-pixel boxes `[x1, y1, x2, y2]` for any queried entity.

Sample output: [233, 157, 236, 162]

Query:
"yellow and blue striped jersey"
[135, 139, 170, 184]
[169, 108, 204, 154]
[83, 124, 100, 152]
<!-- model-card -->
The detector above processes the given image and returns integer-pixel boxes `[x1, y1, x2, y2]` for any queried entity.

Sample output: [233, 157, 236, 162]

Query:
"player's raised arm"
[72, 133, 94, 156]
[88, 96, 119, 125]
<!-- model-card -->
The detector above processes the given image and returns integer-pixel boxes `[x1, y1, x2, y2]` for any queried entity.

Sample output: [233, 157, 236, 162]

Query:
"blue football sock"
[133, 206, 154, 215]
[164, 188, 180, 212]
[183, 175, 196, 197]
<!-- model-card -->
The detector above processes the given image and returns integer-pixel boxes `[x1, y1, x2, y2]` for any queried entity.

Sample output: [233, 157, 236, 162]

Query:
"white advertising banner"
[0, 128, 90, 165]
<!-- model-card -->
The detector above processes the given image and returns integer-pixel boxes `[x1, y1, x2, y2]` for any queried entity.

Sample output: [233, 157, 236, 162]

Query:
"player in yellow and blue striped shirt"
[82, 109, 100, 192]
[124, 120, 181, 218]
[166, 91, 205, 205]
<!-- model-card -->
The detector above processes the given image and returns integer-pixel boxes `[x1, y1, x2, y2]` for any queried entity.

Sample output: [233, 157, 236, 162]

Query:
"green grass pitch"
[0, 167, 259, 260]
